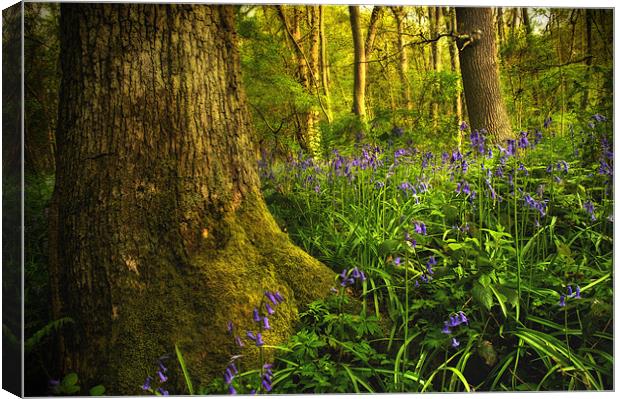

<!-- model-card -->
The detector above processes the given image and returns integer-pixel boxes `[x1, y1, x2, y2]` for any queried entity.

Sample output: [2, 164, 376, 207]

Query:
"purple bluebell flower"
[451, 338, 460, 348]
[253, 308, 260, 322]
[157, 388, 169, 396]
[227, 321, 234, 334]
[394, 257, 402, 266]
[235, 336, 244, 347]
[567, 286, 573, 297]
[591, 113, 607, 123]
[228, 385, 237, 395]
[535, 129, 543, 144]
[575, 286, 581, 299]
[584, 201, 596, 221]
[405, 232, 417, 248]
[506, 140, 516, 156]
[559, 295, 566, 307]
[426, 256, 437, 275]
[263, 317, 270, 330]
[265, 291, 278, 305]
[375, 181, 385, 189]
[157, 370, 168, 383]
[442, 323, 452, 334]
[224, 368, 234, 384]
[265, 303, 275, 315]
[414, 222, 427, 235]
[261, 378, 272, 392]
[314, 185, 320, 193]
[274, 291, 284, 303]
[352, 267, 361, 279]
[247, 331, 256, 341]
[255, 333, 265, 347]
[458, 311, 468, 325]
[142, 376, 153, 391]
[460, 121, 469, 131]
[544, 116, 552, 129]
[518, 131, 529, 149]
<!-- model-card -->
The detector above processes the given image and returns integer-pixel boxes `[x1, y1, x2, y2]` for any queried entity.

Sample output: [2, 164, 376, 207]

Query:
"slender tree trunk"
[445, 7, 463, 127]
[276, 5, 322, 156]
[496, 7, 505, 47]
[456, 7, 512, 142]
[319, 5, 332, 122]
[429, 6, 441, 127]
[349, 5, 366, 119]
[365, 6, 383, 60]
[581, 8, 593, 109]
[521, 8, 532, 37]
[391, 6, 412, 111]
[53, 4, 333, 393]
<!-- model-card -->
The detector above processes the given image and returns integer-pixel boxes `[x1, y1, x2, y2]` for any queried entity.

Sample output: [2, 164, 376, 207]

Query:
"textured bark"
[391, 6, 412, 111]
[53, 4, 333, 393]
[456, 7, 512, 142]
[496, 7, 504, 47]
[349, 6, 366, 119]
[521, 8, 532, 37]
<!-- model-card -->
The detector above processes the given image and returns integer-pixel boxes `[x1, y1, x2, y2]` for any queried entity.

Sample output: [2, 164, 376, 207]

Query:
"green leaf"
[175, 344, 195, 395]
[89, 385, 105, 396]
[62, 373, 79, 387]
[472, 281, 493, 310]
[64, 385, 80, 394]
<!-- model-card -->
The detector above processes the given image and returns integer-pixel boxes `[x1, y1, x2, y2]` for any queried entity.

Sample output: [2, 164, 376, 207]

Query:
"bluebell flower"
[247, 331, 256, 341]
[451, 338, 460, 348]
[255, 333, 265, 347]
[235, 336, 244, 347]
[535, 129, 543, 144]
[224, 368, 234, 384]
[567, 286, 573, 297]
[414, 222, 427, 235]
[394, 257, 402, 266]
[559, 294, 566, 307]
[263, 317, 270, 330]
[584, 201, 596, 221]
[261, 378, 272, 392]
[460, 121, 469, 131]
[506, 140, 516, 156]
[544, 116, 552, 128]
[253, 308, 260, 322]
[591, 113, 607, 123]
[157, 370, 167, 383]
[518, 131, 529, 149]
[142, 376, 153, 391]
[458, 311, 468, 325]
[442, 323, 452, 334]
[265, 303, 275, 315]
[228, 384, 237, 395]
[575, 286, 581, 299]
[227, 321, 234, 334]
[265, 291, 278, 306]
[157, 388, 169, 396]
[274, 291, 284, 303]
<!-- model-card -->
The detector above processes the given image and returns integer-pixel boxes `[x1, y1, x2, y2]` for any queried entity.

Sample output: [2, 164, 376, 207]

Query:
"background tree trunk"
[429, 6, 441, 127]
[349, 6, 366, 119]
[445, 7, 463, 129]
[391, 6, 412, 112]
[319, 5, 333, 122]
[53, 4, 333, 393]
[456, 7, 512, 142]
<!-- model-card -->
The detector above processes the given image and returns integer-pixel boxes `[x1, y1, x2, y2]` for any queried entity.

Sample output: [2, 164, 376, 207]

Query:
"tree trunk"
[53, 4, 333, 393]
[391, 6, 412, 111]
[364, 6, 383, 60]
[349, 6, 366, 119]
[445, 7, 463, 128]
[496, 7, 505, 47]
[276, 5, 322, 157]
[580, 8, 593, 109]
[319, 5, 332, 122]
[429, 6, 441, 127]
[521, 8, 532, 37]
[456, 7, 512, 142]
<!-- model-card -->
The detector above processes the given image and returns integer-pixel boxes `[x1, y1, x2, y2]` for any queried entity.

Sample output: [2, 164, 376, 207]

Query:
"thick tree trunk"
[456, 7, 512, 142]
[53, 4, 333, 393]
[391, 6, 412, 111]
[349, 6, 366, 119]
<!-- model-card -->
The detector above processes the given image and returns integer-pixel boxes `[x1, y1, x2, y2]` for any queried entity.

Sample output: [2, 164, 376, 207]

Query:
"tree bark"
[349, 6, 366, 119]
[364, 6, 383, 61]
[496, 7, 505, 47]
[53, 4, 333, 393]
[391, 6, 412, 111]
[580, 8, 593, 109]
[429, 6, 441, 126]
[456, 7, 512, 142]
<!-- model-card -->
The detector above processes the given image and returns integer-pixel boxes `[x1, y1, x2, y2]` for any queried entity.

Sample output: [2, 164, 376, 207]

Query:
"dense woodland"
[1, 3, 614, 395]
